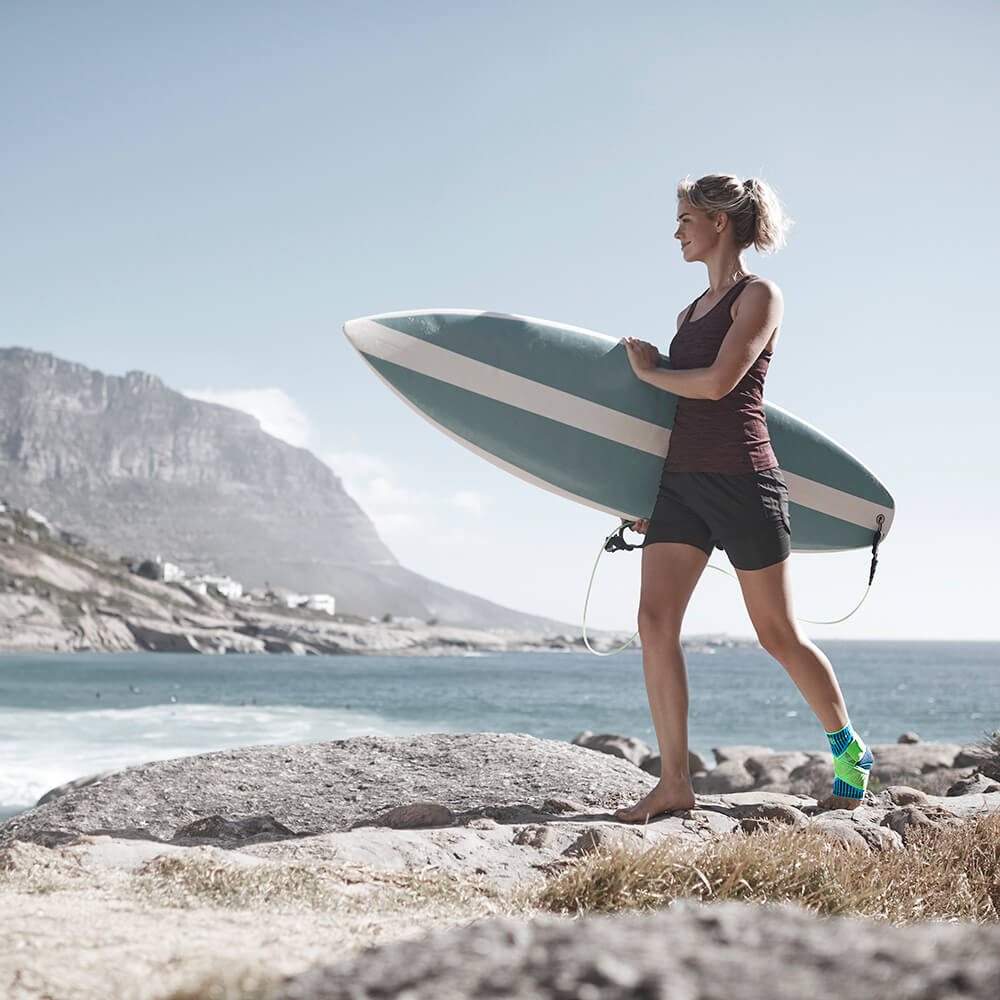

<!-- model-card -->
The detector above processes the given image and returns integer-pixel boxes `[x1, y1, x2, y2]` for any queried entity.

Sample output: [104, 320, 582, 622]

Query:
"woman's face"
[674, 200, 723, 262]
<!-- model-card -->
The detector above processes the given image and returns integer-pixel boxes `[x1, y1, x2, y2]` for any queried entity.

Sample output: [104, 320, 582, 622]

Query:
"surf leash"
[582, 515, 886, 655]
[581, 523, 641, 656]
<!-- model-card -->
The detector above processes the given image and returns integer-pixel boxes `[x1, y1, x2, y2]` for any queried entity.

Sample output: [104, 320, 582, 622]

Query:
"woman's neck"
[705, 252, 749, 294]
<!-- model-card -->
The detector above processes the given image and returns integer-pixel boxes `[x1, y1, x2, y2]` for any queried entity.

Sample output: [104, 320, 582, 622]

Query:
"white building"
[25, 508, 54, 532]
[161, 562, 186, 584]
[305, 594, 336, 615]
[193, 575, 244, 601]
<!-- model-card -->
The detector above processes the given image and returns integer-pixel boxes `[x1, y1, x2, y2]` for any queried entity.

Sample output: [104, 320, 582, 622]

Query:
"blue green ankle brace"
[826, 722, 874, 800]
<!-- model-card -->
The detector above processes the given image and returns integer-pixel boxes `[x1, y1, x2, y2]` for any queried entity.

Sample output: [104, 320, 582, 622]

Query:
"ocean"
[1, 641, 998, 823]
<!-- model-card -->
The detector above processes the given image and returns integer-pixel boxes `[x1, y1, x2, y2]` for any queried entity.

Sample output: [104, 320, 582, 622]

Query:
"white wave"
[0, 703, 451, 811]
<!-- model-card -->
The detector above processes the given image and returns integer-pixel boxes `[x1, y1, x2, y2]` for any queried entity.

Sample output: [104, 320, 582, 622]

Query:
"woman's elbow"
[707, 379, 734, 401]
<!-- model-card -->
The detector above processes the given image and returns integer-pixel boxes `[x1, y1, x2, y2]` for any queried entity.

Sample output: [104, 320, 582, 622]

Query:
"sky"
[3, 1, 999, 640]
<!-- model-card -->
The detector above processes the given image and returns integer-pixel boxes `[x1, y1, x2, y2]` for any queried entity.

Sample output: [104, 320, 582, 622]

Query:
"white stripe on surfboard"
[345, 316, 893, 535]
[351, 347, 884, 552]
[345, 316, 670, 458]
[781, 471, 891, 536]
[351, 348, 639, 519]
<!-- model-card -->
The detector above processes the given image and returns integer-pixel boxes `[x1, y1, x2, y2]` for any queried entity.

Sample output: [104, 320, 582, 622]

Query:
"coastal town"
[0, 499, 647, 655]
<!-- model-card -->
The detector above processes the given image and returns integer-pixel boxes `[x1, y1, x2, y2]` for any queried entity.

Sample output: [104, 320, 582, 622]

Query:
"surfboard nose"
[342, 317, 371, 351]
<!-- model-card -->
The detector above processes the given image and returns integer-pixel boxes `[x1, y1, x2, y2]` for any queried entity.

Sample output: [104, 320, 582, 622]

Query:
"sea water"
[1, 642, 998, 822]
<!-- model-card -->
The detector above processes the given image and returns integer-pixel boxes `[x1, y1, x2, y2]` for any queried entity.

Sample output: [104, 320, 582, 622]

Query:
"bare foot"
[614, 779, 695, 824]
[817, 794, 864, 811]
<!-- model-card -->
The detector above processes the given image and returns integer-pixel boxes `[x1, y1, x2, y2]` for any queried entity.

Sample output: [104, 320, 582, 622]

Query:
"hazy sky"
[4, 1, 998, 639]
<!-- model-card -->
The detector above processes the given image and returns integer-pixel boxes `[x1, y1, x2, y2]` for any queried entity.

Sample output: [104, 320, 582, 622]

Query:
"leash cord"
[582, 517, 883, 656]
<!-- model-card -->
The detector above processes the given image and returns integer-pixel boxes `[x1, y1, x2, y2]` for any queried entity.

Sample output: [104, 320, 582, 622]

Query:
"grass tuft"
[135, 855, 505, 915]
[533, 811, 1000, 924]
[136, 857, 329, 910]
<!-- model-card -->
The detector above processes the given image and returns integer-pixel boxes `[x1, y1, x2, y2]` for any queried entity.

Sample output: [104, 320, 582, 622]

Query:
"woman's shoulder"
[739, 276, 783, 314]
[744, 275, 782, 301]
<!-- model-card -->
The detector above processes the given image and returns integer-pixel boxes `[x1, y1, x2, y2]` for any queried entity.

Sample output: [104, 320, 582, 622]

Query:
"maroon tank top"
[663, 275, 778, 474]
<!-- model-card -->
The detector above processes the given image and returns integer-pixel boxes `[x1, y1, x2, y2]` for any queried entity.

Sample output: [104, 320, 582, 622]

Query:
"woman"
[615, 174, 872, 823]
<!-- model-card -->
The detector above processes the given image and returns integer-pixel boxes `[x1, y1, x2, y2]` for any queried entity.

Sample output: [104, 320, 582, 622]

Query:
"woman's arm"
[622, 280, 783, 400]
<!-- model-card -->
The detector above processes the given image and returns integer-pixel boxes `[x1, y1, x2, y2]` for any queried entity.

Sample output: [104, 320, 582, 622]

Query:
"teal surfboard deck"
[342, 310, 894, 552]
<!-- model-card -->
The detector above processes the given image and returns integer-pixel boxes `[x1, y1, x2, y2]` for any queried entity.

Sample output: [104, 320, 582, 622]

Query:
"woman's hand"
[621, 517, 649, 535]
[621, 337, 660, 378]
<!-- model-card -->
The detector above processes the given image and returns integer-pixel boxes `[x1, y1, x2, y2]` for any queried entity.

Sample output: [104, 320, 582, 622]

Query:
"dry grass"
[135, 855, 508, 916]
[533, 811, 1000, 924]
[973, 730, 1000, 781]
[142, 858, 530, 1000]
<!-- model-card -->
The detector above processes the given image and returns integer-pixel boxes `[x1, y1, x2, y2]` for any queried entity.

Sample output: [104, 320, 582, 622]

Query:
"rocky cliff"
[0, 347, 558, 628]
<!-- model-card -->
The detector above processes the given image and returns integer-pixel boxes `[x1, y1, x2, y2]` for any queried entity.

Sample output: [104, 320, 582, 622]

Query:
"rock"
[464, 817, 499, 830]
[947, 772, 1000, 797]
[784, 756, 834, 798]
[732, 802, 806, 834]
[883, 786, 931, 806]
[745, 751, 812, 791]
[955, 745, 994, 768]
[127, 623, 201, 653]
[693, 759, 755, 794]
[171, 814, 298, 843]
[807, 814, 872, 850]
[640, 750, 707, 777]
[373, 803, 456, 829]
[686, 808, 742, 838]
[712, 745, 775, 764]
[0, 733, 657, 848]
[882, 805, 962, 845]
[36, 769, 120, 806]
[260, 900, 1000, 1000]
[512, 824, 559, 849]
[540, 798, 586, 815]
[641, 754, 661, 776]
[563, 825, 642, 857]
[868, 743, 964, 778]
[897, 732, 921, 744]
[856, 824, 904, 851]
[571, 732, 653, 768]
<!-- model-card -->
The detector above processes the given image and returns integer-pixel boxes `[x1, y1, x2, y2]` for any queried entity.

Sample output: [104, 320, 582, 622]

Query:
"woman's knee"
[637, 603, 682, 645]
[755, 621, 805, 660]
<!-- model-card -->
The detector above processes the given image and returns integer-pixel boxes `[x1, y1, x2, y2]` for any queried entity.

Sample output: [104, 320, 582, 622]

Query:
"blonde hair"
[676, 174, 792, 254]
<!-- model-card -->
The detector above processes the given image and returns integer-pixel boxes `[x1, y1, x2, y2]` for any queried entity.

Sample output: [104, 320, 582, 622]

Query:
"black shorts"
[645, 468, 791, 571]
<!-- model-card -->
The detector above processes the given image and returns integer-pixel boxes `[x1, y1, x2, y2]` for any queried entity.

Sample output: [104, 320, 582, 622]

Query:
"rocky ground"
[262, 901, 1000, 1000]
[2, 731, 999, 999]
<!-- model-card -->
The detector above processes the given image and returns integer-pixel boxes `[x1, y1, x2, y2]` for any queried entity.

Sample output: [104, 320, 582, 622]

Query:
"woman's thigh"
[639, 542, 710, 635]
[734, 558, 801, 652]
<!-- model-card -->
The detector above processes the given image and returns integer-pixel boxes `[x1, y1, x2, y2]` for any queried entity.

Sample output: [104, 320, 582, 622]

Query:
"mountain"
[0, 347, 561, 629]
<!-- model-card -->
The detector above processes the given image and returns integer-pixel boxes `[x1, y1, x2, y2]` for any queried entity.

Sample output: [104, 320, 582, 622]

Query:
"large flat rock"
[0, 733, 656, 848]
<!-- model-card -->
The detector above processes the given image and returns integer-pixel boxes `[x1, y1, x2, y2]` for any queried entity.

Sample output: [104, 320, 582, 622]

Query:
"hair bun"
[677, 173, 791, 254]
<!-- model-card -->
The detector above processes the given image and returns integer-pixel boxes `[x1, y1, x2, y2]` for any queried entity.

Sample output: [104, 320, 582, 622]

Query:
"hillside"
[0, 347, 561, 630]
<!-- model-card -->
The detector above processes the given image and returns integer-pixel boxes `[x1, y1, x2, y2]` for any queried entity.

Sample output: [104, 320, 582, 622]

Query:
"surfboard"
[342, 309, 894, 552]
